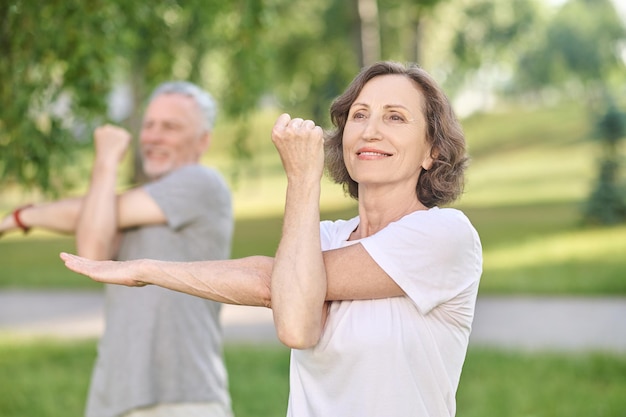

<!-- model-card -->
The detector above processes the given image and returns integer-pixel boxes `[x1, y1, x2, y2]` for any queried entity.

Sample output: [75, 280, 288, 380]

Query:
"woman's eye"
[352, 112, 366, 119]
[389, 114, 405, 122]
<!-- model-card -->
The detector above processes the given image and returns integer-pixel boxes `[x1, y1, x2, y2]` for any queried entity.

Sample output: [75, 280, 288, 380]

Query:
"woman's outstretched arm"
[60, 252, 273, 308]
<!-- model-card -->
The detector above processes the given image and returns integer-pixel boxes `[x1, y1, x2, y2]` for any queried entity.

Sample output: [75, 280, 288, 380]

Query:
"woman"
[62, 61, 482, 417]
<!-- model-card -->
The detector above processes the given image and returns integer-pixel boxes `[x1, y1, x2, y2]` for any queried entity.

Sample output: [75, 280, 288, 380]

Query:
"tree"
[512, 0, 626, 224]
[514, 0, 626, 103]
[2, 0, 450, 194]
[267, 0, 448, 124]
[582, 102, 626, 224]
[440, 0, 545, 98]
[1, 0, 117, 192]
[1, 0, 274, 191]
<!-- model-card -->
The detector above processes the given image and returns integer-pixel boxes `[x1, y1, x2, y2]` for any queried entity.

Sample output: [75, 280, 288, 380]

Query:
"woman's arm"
[323, 243, 404, 301]
[60, 246, 402, 305]
[269, 115, 328, 349]
[61, 253, 273, 307]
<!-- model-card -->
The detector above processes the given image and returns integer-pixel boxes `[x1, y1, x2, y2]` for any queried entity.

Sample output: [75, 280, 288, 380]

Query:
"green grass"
[225, 344, 290, 417]
[456, 348, 626, 417]
[0, 236, 101, 289]
[0, 338, 94, 417]
[1, 337, 625, 417]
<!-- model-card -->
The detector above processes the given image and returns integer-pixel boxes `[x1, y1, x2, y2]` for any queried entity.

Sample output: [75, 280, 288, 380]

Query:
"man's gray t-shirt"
[85, 164, 233, 417]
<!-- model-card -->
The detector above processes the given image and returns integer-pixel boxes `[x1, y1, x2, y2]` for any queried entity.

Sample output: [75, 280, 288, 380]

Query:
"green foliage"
[0, 0, 270, 191]
[515, 0, 626, 93]
[3, 0, 452, 192]
[444, 0, 546, 95]
[593, 102, 626, 146]
[582, 103, 626, 224]
[1, 0, 115, 193]
[451, 0, 540, 69]
[583, 159, 626, 225]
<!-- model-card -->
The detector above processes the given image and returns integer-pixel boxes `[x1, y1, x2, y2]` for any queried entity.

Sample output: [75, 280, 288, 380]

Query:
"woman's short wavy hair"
[324, 61, 468, 207]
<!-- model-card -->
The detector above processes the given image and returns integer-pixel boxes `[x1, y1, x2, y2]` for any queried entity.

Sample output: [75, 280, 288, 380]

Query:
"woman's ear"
[422, 148, 437, 170]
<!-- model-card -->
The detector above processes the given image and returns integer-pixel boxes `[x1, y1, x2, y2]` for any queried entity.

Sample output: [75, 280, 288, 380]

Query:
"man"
[0, 81, 234, 417]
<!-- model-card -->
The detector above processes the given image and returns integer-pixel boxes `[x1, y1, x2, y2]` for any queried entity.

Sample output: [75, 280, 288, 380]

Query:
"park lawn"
[0, 337, 625, 417]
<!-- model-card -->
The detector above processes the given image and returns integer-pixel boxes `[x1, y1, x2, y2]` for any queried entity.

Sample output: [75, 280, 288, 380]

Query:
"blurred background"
[1, 0, 625, 416]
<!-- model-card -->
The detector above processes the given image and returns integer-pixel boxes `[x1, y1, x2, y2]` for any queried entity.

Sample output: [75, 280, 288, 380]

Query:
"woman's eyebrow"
[350, 103, 409, 110]
[383, 104, 410, 111]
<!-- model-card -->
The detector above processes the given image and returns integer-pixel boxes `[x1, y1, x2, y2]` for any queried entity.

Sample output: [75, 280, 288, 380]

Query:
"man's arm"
[0, 189, 166, 239]
[75, 125, 124, 259]
[75, 124, 168, 260]
[0, 198, 83, 235]
[1, 125, 167, 242]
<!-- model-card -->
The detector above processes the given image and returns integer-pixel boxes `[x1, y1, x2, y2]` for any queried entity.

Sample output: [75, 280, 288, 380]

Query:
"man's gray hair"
[149, 81, 217, 132]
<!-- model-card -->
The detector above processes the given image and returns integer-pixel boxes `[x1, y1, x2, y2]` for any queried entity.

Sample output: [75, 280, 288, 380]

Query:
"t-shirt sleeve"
[143, 165, 231, 230]
[359, 208, 482, 314]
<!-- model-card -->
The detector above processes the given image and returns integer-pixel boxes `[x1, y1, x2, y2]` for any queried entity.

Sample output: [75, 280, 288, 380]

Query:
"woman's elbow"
[274, 322, 321, 349]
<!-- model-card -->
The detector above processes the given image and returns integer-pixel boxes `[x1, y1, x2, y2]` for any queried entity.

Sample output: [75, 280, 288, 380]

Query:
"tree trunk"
[128, 68, 148, 186]
[357, 0, 381, 67]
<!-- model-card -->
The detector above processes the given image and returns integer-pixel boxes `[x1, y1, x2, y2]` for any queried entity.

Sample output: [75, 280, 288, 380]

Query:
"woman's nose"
[362, 117, 382, 141]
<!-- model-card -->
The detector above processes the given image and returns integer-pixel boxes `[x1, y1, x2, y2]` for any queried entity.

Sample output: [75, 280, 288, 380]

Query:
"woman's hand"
[271, 113, 325, 183]
[60, 252, 148, 286]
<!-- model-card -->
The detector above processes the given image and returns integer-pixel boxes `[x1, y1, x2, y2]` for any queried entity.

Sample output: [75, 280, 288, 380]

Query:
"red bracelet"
[13, 204, 33, 234]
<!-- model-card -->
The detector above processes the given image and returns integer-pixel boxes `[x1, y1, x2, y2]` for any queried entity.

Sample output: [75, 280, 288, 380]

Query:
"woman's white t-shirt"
[286, 207, 483, 417]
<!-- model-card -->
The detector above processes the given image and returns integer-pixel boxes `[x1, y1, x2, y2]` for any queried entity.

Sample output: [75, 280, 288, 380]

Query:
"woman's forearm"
[271, 180, 326, 349]
[269, 114, 327, 349]
[61, 253, 274, 307]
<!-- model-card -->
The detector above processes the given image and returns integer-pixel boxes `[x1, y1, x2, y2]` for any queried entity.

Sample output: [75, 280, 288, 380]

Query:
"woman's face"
[342, 74, 433, 195]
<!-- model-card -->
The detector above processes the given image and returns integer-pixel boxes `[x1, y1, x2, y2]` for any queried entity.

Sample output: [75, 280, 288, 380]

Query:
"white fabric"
[287, 207, 482, 417]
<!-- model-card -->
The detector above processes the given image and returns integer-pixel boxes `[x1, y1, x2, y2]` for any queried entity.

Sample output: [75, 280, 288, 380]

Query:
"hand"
[93, 124, 132, 167]
[60, 252, 148, 287]
[271, 113, 325, 182]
